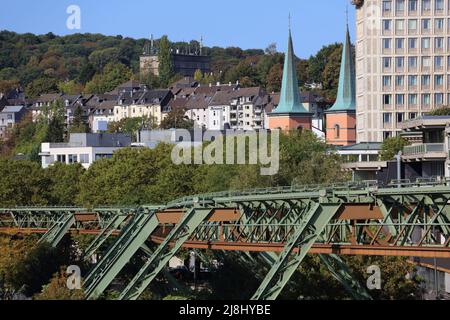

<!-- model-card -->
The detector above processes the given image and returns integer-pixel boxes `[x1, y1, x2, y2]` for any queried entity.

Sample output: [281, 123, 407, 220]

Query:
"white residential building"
[39, 133, 132, 169]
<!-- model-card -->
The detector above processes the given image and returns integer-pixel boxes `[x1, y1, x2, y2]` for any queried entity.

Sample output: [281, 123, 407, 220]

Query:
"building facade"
[355, 0, 450, 142]
[39, 133, 132, 169]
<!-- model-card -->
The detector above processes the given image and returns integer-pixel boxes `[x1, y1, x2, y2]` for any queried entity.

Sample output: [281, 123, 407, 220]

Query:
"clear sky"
[0, 0, 355, 58]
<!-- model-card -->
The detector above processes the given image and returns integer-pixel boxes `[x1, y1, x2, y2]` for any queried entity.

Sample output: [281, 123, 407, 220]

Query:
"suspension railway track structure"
[0, 180, 449, 300]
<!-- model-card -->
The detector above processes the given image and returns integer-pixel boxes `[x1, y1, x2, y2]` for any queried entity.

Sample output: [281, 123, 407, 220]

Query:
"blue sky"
[0, 0, 355, 58]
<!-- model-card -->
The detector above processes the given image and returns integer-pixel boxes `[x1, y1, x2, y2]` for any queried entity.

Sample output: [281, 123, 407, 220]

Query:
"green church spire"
[272, 27, 309, 114]
[327, 25, 356, 113]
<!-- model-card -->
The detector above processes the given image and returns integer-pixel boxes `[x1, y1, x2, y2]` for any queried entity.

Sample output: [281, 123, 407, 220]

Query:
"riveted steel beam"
[251, 203, 341, 300]
[319, 254, 372, 300]
[84, 209, 159, 300]
[119, 207, 213, 300]
[38, 213, 75, 247]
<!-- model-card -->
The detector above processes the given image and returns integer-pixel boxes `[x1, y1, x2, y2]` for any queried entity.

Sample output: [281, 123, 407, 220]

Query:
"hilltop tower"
[325, 25, 356, 146]
[268, 27, 312, 131]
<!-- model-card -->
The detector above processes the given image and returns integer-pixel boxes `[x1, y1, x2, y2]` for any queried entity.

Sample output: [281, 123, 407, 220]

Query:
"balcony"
[402, 143, 446, 160]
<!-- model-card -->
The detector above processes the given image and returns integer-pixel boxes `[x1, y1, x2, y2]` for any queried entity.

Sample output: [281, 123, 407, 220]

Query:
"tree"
[158, 35, 174, 87]
[85, 62, 133, 94]
[159, 108, 194, 130]
[108, 116, 157, 140]
[194, 69, 203, 82]
[58, 80, 84, 95]
[266, 63, 283, 93]
[44, 163, 84, 206]
[380, 136, 410, 161]
[69, 105, 88, 134]
[265, 43, 277, 55]
[7, 242, 71, 297]
[428, 106, 450, 116]
[307, 43, 341, 84]
[25, 77, 58, 98]
[45, 100, 65, 143]
[34, 268, 85, 300]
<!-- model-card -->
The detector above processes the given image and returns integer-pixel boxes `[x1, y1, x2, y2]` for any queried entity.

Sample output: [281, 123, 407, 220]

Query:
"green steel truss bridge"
[0, 180, 449, 300]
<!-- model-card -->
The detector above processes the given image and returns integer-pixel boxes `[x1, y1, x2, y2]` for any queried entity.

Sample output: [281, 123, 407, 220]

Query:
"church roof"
[327, 26, 356, 113]
[270, 29, 309, 115]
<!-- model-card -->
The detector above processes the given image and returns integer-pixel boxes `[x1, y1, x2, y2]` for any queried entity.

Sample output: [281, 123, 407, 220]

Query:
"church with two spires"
[268, 23, 356, 147]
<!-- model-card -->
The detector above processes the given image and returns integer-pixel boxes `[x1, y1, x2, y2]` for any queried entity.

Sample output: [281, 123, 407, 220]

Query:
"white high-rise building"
[355, 0, 450, 142]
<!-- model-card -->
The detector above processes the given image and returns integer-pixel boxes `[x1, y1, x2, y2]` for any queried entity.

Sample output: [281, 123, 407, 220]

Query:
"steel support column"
[119, 207, 213, 300]
[251, 203, 341, 300]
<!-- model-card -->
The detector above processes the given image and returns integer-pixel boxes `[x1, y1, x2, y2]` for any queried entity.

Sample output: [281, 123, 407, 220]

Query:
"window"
[408, 19, 418, 31]
[95, 154, 113, 161]
[383, 38, 392, 49]
[435, 93, 444, 105]
[397, 113, 405, 123]
[435, 37, 444, 49]
[409, 94, 418, 104]
[422, 94, 431, 105]
[68, 154, 78, 164]
[408, 56, 418, 68]
[435, 56, 443, 68]
[422, 75, 431, 85]
[409, 0, 418, 11]
[396, 75, 405, 86]
[396, 20, 405, 32]
[56, 155, 66, 163]
[383, 19, 392, 31]
[422, 56, 431, 67]
[408, 75, 418, 86]
[435, 74, 444, 86]
[383, 57, 392, 68]
[408, 38, 417, 48]
[396, 38, 405, 49]
[422, 37, 430, 49]
[422, 19, 431, 31]
[396, 94, 405, 105]
[436, 0, 444, 11]
[422, 0, 431, 11]
[383, 113, 392, 124]
[409, 112, 417, 120]
[383, 1, 392, 12]
[435, 18, 444, 30]
[79, 154, 89, 164]
[396, 57, 404, 68]
[383, 94, 392, 105]
[396, 0, 405, 12]
[334, 124, 340, 139]
[383, 76, 392, 87]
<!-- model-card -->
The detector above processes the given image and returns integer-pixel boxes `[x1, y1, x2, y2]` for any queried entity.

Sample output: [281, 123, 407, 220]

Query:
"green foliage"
[25, 77, 58, 98]
[69, 105, 89, 134]
[7, 242, 71, 297]
[0, 160, 49, 206]
[428, 107, 450, 116]
[160, 108, 195, 130]
[85, 62, 133, 94]
[108, 116, 157, 139]
[380, 137, 410, 161]
[158, 35, 174, 87]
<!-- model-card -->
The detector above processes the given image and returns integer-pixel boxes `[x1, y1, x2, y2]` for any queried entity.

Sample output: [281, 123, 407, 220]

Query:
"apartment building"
[39, 133, 131, 169]
[355, 0, 450, 142]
